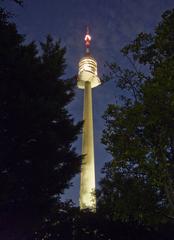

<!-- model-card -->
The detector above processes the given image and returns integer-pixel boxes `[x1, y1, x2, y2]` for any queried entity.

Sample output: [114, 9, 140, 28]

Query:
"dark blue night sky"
[3, 0, 174, 205]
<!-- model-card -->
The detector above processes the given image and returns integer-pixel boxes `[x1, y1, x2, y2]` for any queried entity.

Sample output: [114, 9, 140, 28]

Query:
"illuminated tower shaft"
[80, 81, 95, 210]
[77, 29, 101, 211]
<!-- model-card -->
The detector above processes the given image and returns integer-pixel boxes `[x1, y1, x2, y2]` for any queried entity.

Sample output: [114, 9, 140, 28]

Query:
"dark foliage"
[32, 206, 174, 240]
[98, 9, 174, 225]
[0, 8, 82, 239]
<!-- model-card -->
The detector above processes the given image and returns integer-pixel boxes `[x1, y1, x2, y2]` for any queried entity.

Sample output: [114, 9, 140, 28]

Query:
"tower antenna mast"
[84, 26, 91, 54]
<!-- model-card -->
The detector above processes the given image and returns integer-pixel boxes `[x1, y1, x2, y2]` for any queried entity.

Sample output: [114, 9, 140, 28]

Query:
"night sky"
[3, 0, 174, 205]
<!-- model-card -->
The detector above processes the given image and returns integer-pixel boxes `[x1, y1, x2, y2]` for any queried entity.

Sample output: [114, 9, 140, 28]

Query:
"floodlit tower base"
[80, 81, 96, 211]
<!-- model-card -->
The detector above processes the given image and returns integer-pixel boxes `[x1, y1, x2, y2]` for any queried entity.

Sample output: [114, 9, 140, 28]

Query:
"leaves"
[0, 8, 82, 238]
[99, 9, 174, 224]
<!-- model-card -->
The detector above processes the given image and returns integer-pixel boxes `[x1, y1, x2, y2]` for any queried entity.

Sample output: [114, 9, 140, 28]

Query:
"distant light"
[84, 34, 91, 42]
[85, 33, 91, 47]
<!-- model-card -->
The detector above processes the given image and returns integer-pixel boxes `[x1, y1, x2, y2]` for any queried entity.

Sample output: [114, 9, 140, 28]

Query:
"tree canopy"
[0, 7, 81, 238]
[98, 9, 174, 225]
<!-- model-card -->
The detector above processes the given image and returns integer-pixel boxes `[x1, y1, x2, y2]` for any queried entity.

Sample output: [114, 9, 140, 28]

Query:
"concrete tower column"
[80, 81, 96, 211]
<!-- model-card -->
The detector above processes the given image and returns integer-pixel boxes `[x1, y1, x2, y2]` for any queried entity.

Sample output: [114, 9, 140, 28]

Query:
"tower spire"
[84, 26, 91, 54]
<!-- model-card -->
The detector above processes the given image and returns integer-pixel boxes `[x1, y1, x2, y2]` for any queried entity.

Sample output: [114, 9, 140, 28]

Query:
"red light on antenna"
[85, 34, 91, 42]
[85, 33, 91, 47]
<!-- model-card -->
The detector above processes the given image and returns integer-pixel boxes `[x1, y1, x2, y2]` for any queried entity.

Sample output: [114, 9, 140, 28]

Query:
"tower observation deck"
[77, 28, 101, 211]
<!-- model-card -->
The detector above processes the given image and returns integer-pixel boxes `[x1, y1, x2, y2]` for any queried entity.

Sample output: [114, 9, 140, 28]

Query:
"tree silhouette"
[98, 9, 174, 224]
[0, 8, 82, 239]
